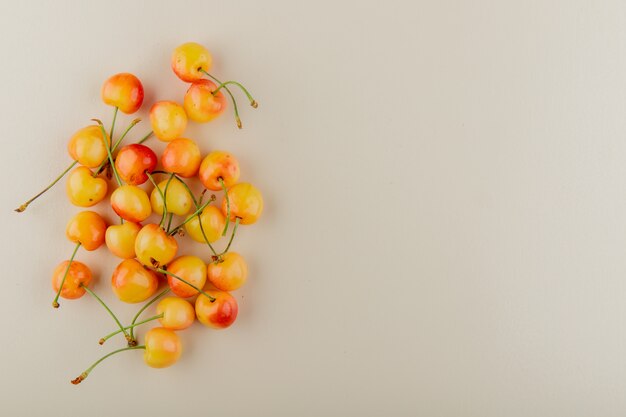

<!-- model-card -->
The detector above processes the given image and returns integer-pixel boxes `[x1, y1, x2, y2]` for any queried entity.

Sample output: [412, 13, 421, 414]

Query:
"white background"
[1, 0, 626, 415]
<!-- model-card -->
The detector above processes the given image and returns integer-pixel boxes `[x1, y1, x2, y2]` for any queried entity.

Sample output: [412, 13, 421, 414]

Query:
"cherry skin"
[161, 138, 201, 178]
[166, 255, 207, 298]
[150, 179, 193, 216]
[114, 144, 157, 185]
[184, 205, 226, 243]
[143, 327, 182, 368]
[156, 297, 195, 330]
[198, 151, 240, 191]
[171, 42, 212, 82]
[208, 252, 248, 291]
[66, 211, 107, 251]
[101, 73, 144, 114]
[183, 80, 226, 123]
[67, 125, 110, 168]
[111, 259, 159, 303]
[150, 101, 187, 142]
[110, 185, 152, 223]
[105, 222, 141, 259]
[195, 290, 238, 329]
[52, 260, 92, 300]
[66, 166, 108, 207]
[135, 224, 178, 268]
[222, 182, 264, 225]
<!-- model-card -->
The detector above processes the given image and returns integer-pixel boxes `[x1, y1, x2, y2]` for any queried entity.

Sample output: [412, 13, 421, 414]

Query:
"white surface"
[1, 0, 626, 415]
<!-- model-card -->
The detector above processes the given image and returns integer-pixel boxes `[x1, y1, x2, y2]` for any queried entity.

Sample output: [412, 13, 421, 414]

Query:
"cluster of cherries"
[16, 42, 263, 384]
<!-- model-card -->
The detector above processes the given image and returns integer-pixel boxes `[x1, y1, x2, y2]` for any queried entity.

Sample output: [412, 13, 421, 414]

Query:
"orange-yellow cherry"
[66, 166, 108, 207]
[143, 327, 182, 368]
[52, 260, 92, 300]
[184, 205, 225, 243]
[150, 179, 193, 216]
[156, 297, 195, 330]
[166, 255, 207, 298]
[135, 224, 178, 268]
[105, 222, 141, 259]
[111, 259, 159, 303]
[111, 185, 152, 223]
[171, 42, 212, 82]
[161, 138, 201, 178]
[66, 211, 107, 251]
[222, 182, 264, 225]
[195, 290, 238, 329]
[101, 73, 144, 114]
[183, 80, 226, 123]
[198, 151, 240, 191]
[67, 126, 110, 168]
[208, 252, 248, 291]
[149, 101, 187, 142]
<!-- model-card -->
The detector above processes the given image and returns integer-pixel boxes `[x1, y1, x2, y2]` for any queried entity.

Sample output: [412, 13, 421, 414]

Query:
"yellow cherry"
[149, 101, 187, 142]
[184, 205, 225, 243]
[66, 211, 107, 251]
[171, 42, 212, 82]
[222, 182, 263, 225]
[66, 166, 108, 207]
[67, 125, 110, 168]
[150, 179, 193, 216]
[156, 297, 195, 330]
[198, 151, 240, 191]
[135, 224, 178, 268]
[143, 327, 182, 368]
[208, 252, 248, 291]
[105, 222, 141, 259]
[111, 185, 152, 223]
[166, 255, 207, 298]
[111, 259, 159, 303]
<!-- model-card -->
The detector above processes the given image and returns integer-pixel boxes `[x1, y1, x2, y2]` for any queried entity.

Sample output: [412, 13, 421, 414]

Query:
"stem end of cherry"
[251, 100, 258, 108]
[236, 117, 242, 129]
[15, 204, 27, 213]
[52, 301, 60, 308]
[98, 338, 105, 345]
[71, 373, 87, 385]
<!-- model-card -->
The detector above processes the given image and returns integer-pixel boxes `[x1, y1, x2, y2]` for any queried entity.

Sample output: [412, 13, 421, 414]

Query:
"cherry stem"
[137, 131, 153, 144]
[200, 70, 242, 129]
[129, 287, 170, 340]
[109, 107, 119, 142]
[156, 268, 216, 302]
[168, 195, 216, 236]
[213, 81, 257, 108]
[15, 160, 78, 213]
[145, 172, 169, 228]
[93, 119, 141, 177]
[81, 284, 133, 343]
[219, 217, 240, 256]
[219, 177, 230, 236]
[166, 212, 174, 232]
[92, 119, 122, 186]
[71, 345, 145, 385]
[100, 313, 163, 345]
[52, 242, 81, 308]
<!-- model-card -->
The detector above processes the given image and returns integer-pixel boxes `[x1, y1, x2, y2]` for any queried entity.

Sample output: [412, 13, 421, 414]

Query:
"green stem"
[219, 217, 240, 256]
[109, 107, 119, 142]
[81, 285, 131, 342]
[137, 131, 153, 144]
[156, 268, 215, 302]
[166, 212, 174, 233]
[129, 287, 170, 340]
[15, 160, 78, 212]
[92, 119, 122, 186]
[200, 70, 242, 128]
[71, 345, 145, 384]
[219, 177, 230, 236]
[168, 196, 215, 236]
[146, 172, 168, 228]
[213, 80, 257, 108]
[52, 242, 81, 308]
[100, 314, 163, 345]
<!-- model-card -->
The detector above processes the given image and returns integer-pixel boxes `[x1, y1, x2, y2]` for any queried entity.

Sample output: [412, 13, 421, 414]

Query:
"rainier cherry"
[166, 255, 207, 298]
[171, 42, 212, 82]
[183, 80, 226, 123]
[208, 252, 248, 291]
[66, 211, 107, 251]
[114, 144, 157, 185]
[198, 151, 240, 191]
[184, 205, 225, 243]
[150, 179, 193, 216]
[101, 73, 144, 114]
[52, 260, 92, 301]
[149, 101, 187, 142]
[222, 182, 263, 225]
[161, 138, 201, 178]
[111, 259, 159, 303]
[111, 185, 152, 223]
[156, 297, 195, 330]
[143, 327, 182, 368]
[105, 222, 141, 259]
[195, 290, 238, 329]
[135, 224, 178, 268]
[68, 126, 110, 168]
[66, 166, 108, 207]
